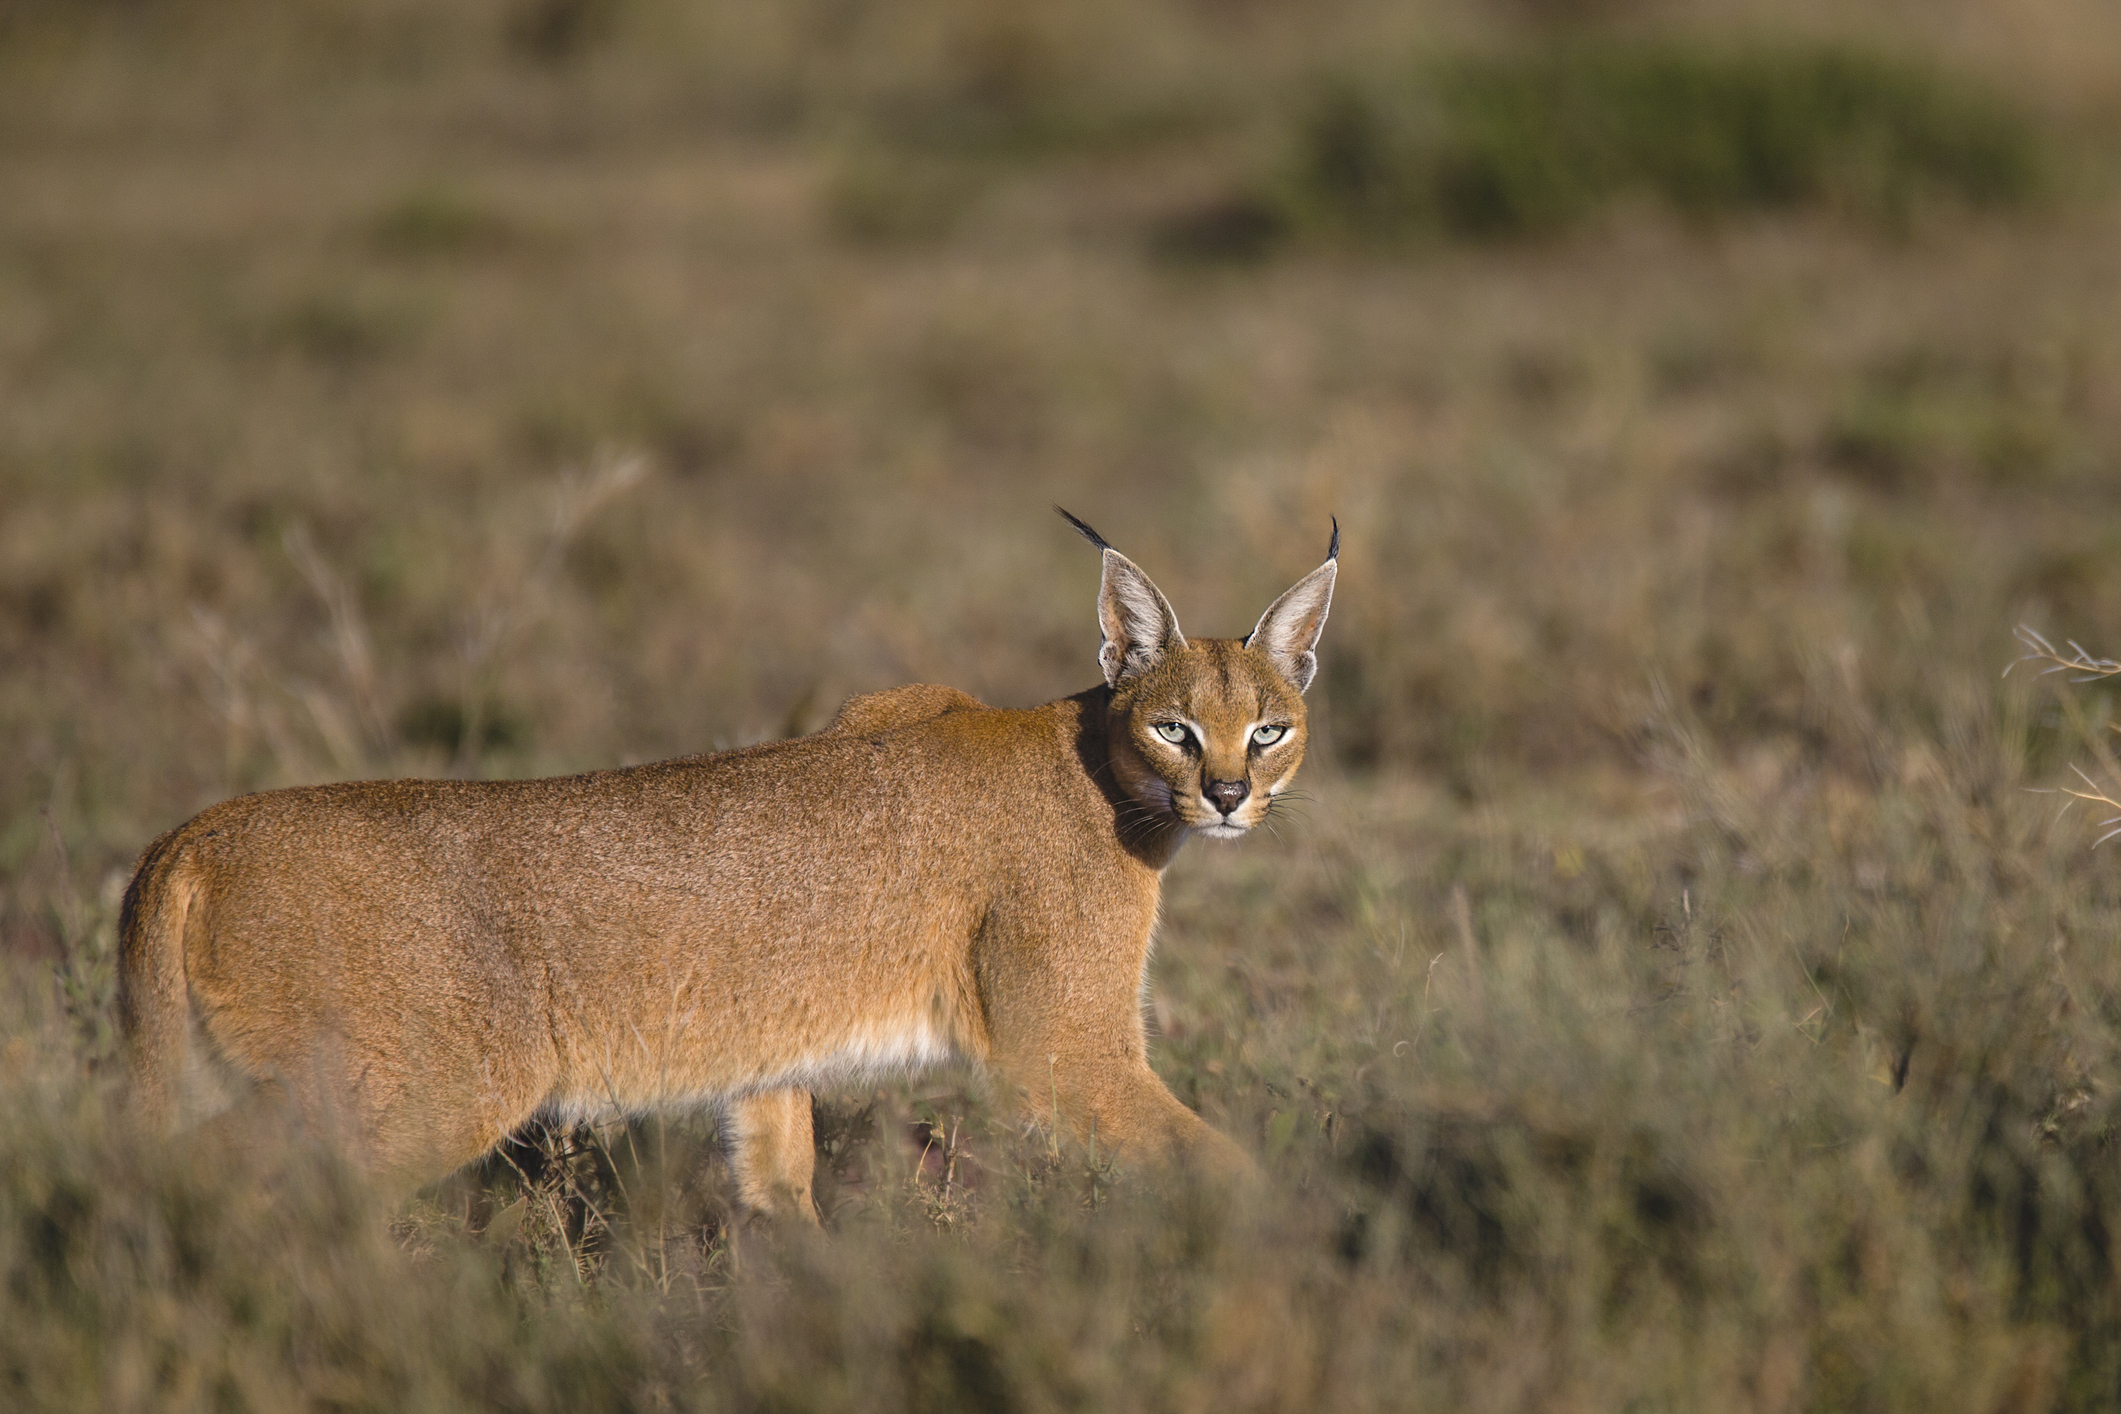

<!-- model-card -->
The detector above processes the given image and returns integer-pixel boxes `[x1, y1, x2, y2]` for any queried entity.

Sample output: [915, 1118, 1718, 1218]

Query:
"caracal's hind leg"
[724, 1089, 819, 1223]
[180, 1074, 519, 1197]
[183, 1026, 553, 1196]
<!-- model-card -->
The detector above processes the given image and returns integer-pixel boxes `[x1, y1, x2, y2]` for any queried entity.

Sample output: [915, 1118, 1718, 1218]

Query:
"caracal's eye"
[1252, 724, 1288, 747]
[1154, 722, 1190, 746]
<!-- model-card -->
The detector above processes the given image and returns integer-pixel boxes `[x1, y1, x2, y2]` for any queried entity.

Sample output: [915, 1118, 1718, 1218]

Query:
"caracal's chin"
[1195, 820, 1250, 840]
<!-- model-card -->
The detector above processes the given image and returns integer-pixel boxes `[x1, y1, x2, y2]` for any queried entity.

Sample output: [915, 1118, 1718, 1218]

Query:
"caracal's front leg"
[978, 937, 1254, 1182]
[1020, 1046, 1252, 1181]
[724, 1089, 819, 1223]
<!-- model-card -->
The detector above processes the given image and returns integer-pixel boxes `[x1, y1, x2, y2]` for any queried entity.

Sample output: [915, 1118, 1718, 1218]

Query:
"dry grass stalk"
[2012, 626, 2121, 842]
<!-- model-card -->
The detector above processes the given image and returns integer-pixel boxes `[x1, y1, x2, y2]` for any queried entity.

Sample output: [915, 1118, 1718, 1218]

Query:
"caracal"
[119, 511, 1337, 1219]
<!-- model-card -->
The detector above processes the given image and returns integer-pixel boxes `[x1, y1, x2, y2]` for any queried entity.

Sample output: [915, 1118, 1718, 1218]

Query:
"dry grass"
[8, 1, 2121, 1409]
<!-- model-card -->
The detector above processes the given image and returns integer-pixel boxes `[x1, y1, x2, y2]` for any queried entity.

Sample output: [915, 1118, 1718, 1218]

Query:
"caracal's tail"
[117, 829, 201, 1134]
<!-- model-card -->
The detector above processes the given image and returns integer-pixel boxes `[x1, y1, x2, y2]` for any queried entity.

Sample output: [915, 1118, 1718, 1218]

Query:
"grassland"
[8, 0, 2121, 1408]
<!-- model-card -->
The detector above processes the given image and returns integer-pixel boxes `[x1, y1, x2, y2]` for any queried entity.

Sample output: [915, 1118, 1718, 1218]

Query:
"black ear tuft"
[1328, 516, 1339, 562]
[1055, 506, 1113, 553]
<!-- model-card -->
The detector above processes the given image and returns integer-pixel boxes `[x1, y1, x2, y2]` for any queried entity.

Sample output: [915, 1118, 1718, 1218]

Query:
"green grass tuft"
[1278, 43, 2046, 241]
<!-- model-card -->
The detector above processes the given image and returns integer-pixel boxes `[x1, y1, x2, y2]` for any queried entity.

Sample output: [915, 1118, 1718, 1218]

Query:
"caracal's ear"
[1057, 507, 1187, 687]
[1246, 518, 1339, 693]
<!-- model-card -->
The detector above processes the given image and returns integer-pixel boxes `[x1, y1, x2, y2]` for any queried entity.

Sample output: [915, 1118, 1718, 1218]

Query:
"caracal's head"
[1060, 509, 1338, 843]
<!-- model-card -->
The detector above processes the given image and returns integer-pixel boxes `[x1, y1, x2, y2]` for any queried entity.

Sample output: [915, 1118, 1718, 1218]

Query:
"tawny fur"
[118, 521, 1336, 1221]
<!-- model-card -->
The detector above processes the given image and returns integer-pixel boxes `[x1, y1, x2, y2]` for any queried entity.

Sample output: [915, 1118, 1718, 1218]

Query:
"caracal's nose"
[1205, 779, 1249, 816]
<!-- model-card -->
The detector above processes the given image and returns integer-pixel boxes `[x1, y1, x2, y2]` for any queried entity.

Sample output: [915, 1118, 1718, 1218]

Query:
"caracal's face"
[1112, 641, 1308, 840]
[1061, 508, 1337, 846]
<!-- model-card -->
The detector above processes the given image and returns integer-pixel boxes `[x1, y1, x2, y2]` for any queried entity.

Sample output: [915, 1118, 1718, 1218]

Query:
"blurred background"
[5, 0, 2119, 910]
[8, 3, 2121, 1407]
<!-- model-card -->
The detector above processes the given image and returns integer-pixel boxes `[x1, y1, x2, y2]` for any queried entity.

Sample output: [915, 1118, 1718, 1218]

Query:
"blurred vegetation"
[1270, 44, 2044, 244]
[7, 0, 2121, 1408]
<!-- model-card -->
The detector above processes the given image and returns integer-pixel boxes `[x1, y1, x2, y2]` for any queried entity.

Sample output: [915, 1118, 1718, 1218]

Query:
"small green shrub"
[268, 291, 425, 367]
[822, 147, 986, 247]
[505, 0, 625, 66]
[370, 187, 519, 260]
[1279, 43, 2045, 240]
